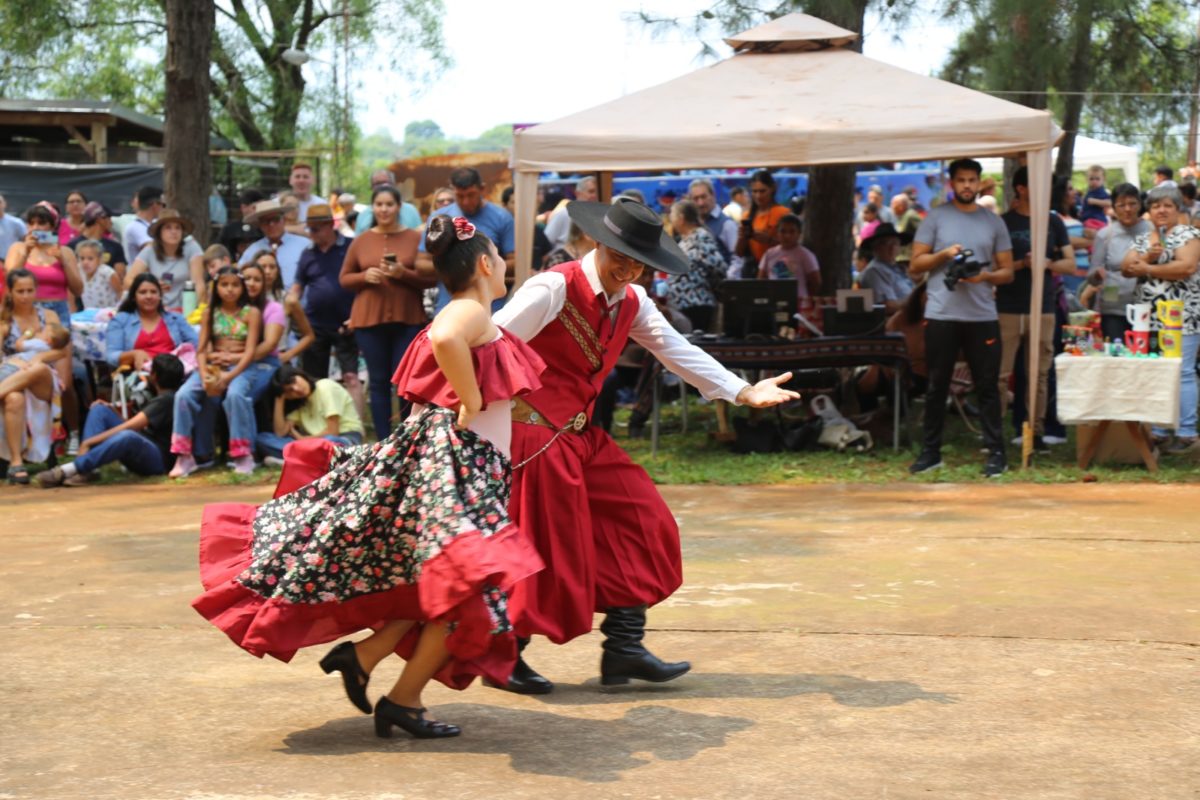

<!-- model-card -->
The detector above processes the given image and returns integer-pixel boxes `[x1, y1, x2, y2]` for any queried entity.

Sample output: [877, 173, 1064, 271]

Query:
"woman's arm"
[338, 239, 369, 290]
[4, 240, 29, 271]
[280, 297, 314, 362]
[252, 320, 285, 361]
[60, 247, 84, 296]
[429, 302, 491, 429]
[272, 394, 293, 437]
[1133, 238, 1200, 281]
[123, 257, 148, 290]
[189, 254, 208, 304]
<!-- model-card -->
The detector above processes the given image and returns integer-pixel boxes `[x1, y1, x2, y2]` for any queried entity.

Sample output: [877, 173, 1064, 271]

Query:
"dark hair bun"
[425, 214, 455, 259]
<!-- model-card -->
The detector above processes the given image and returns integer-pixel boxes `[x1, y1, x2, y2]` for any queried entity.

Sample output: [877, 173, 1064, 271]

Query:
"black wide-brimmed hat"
[567, 197, 690, 275]
[860, 222, 913, 247]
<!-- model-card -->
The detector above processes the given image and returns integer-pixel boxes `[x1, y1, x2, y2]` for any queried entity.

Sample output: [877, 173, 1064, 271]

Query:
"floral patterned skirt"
[192, 406, 543, 689]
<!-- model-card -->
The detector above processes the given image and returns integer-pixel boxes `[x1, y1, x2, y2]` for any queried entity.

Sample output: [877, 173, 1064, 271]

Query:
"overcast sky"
[353, 1, 960, 141]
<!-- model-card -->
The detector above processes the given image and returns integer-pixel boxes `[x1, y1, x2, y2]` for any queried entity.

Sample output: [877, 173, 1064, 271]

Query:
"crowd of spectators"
[1, 154, 1198, 486]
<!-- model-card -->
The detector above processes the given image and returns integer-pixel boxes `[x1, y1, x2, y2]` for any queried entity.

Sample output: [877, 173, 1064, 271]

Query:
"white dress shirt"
[494, 251, 749, 403]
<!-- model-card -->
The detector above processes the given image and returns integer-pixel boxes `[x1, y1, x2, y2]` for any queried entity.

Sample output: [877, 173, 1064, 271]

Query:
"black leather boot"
[599, 606, 690, 686]
[485, 636, 554, 695]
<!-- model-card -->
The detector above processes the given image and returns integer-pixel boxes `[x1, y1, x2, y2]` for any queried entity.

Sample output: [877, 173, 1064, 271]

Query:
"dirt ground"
[1, 482, 1197, 800]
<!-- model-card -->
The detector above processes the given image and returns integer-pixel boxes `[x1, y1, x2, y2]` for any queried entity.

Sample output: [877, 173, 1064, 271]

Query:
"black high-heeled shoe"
[374, 697, 461, 739]
[319, 641, 372, 714]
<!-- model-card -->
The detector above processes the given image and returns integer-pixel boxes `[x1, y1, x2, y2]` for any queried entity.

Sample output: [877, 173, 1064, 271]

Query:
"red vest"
[521, 261, 638, 428]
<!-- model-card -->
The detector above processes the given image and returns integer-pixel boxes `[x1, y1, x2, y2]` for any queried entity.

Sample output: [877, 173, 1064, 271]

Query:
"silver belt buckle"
[570, 412, 587, 432]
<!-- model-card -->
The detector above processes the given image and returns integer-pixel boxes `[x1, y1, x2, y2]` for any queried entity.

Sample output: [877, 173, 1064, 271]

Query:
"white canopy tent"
[979, 134, 1141, 188]
[510, 13, 1062, 466]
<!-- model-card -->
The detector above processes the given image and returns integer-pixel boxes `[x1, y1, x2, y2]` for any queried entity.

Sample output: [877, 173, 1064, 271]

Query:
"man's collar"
[581, 250, 624, 307]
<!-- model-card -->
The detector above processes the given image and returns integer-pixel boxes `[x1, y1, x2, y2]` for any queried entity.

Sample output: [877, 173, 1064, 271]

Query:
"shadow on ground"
[279, 704, 753, 782]
[529, 671, 958, 708]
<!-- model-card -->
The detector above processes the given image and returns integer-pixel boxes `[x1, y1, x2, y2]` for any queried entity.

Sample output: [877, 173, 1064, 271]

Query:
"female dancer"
[192, 216, 545, 739]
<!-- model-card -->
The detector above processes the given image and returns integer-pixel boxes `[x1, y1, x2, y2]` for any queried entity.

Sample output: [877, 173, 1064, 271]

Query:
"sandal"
[374, 697, 461, 739]
[6, 464, 30, 485]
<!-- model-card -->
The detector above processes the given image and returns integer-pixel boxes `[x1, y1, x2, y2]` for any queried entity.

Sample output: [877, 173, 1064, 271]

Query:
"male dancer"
[492, 198, 798, 692]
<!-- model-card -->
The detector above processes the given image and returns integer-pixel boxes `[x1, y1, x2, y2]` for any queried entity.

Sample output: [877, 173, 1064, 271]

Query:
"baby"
[0, 322, 70, 384]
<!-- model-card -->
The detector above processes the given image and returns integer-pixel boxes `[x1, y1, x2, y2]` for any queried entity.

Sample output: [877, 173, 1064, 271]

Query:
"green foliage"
[942, 0, 1199, 184]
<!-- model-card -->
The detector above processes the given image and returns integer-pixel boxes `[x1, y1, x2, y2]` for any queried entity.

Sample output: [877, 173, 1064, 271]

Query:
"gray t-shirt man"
[915, 203, 1012, 322]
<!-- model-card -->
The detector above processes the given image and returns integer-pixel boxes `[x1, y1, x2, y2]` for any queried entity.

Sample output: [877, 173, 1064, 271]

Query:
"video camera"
[943, 249, 989, 291]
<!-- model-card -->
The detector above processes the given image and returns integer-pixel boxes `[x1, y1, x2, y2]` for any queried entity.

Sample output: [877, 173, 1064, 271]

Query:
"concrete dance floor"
[1, 482, 1197, 799]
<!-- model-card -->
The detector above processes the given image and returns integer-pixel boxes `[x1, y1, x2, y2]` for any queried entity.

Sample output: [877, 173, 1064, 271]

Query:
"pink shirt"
[57, 218, 82, 245]
[263, 299, 287, 357]
[758, 244, 821, 297]
[26, 261, 69, 301]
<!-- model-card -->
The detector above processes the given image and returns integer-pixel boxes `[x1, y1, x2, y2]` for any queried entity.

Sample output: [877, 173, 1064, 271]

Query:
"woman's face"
[1149, 199, 1178, 229]
[8, 277, 37, 309]
[65, 194, 86, 216]
[282, 377, 313, 401]
[258, 258, 280, 292]
[135, 281, 161, 313]
[373, 193, 399, 225]
[750, 181, 774, 207]
[434, 191, 454, 209]
[1113, 194, 1141, 227]
[216, 273, 244, 305]
[160, 221, 183, 248]
[241, 265, 264, 299]
[484, 240, 507, 297]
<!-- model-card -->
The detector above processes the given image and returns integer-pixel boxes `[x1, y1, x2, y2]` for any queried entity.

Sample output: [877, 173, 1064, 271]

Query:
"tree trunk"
[805, 165, 857, 293]
[1054, 0, 1096, 182]
[1187, 14, 1200, 165]
[801, 0, 868, 293]
[164, 0, 214, 245]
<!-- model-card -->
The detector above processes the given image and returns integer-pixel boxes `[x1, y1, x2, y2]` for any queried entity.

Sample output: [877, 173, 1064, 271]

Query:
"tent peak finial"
[724, 12, 859, 53]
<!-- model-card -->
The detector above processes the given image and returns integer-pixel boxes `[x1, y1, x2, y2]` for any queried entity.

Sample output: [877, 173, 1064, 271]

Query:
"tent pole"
[1023, 147, 1052, 469]
[513, 170, 539, 290]
[598, 171, 613, 203]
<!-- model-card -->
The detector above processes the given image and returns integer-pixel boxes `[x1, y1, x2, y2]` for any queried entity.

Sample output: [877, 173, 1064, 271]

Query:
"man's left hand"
[736, 372, 801, 408]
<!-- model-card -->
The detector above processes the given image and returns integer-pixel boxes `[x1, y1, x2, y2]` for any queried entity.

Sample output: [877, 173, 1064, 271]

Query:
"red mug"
[1124, 330, 1149, 354]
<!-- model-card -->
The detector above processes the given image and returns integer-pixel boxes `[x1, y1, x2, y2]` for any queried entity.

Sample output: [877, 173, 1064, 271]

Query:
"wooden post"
[90, 122, 108, 164]
[598, 172, 613, 203]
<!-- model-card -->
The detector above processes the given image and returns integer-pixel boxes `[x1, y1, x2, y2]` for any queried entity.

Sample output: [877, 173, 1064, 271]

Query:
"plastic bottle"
[182, 280, 198, 317]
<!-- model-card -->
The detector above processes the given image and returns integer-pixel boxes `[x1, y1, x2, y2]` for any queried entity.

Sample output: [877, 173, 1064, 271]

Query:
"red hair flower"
[453, 216, 476, 241]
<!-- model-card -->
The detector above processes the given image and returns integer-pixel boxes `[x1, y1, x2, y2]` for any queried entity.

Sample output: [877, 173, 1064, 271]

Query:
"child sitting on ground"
[77, 239, 122, 309]
[0, 322, 70, 386]
[36, 353, 186, 487]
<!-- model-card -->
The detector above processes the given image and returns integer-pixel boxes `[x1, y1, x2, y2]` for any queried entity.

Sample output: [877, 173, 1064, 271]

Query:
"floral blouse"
[1132, 225, 1200, 334]
[668, 227, 726, 310]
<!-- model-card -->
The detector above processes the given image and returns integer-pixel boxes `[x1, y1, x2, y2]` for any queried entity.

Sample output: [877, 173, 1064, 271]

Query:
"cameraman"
[908, 158, 1015, 477]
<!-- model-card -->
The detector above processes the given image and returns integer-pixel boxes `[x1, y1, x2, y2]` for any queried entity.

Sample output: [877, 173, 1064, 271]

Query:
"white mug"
[1126, 302, 1151, 332]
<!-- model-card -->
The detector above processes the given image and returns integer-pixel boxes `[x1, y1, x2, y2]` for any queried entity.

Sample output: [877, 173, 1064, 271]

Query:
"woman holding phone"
[338, 185, 433, 439]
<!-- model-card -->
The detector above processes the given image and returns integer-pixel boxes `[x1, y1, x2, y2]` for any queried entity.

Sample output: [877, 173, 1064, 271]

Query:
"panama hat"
[566, 197, 689, 275]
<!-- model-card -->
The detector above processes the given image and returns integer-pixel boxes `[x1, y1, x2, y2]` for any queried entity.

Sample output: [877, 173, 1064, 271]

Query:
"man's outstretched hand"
[735, 372, 801, 408]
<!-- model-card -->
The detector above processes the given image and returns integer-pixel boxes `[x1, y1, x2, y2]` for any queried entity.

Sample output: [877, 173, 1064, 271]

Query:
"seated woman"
[123, 209, 205, 310]
[106, 273, 198, 371]
[169, 266, 261, 477]
[36, 354, 185, 487]
[256, 365, 364, 461]
[0, 269, 65, 483]
[247, 251, 313, 365]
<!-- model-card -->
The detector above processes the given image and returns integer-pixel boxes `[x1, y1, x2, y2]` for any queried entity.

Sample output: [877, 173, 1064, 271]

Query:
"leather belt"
[511, 396, 588, 433]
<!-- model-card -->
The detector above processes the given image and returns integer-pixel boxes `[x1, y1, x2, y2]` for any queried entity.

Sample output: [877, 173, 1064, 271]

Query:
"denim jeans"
[1153, 333, 1200, 439]
[35, 298, 71, 325]
[171, 365, 259, 459]
[255, 429, 362, 459]
[188, 357, 279, 460]
[354, 323, 420, 439]
[73, 404, 164, 475]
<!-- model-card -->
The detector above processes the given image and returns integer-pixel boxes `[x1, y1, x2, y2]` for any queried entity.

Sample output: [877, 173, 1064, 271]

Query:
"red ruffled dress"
[192, 327, 546, 689]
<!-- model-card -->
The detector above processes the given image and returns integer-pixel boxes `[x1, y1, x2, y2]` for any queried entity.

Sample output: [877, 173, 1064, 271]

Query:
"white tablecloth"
[1055, 354, 1181, 427]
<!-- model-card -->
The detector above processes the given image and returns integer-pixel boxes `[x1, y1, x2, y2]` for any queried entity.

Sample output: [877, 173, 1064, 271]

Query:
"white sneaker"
[1010, 435, 1023, 446]
[1042, 434, 1067, 445]
[66, 433, 80, 456]
[231, 455, 257, 475]
[263, 456, 286, 468]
